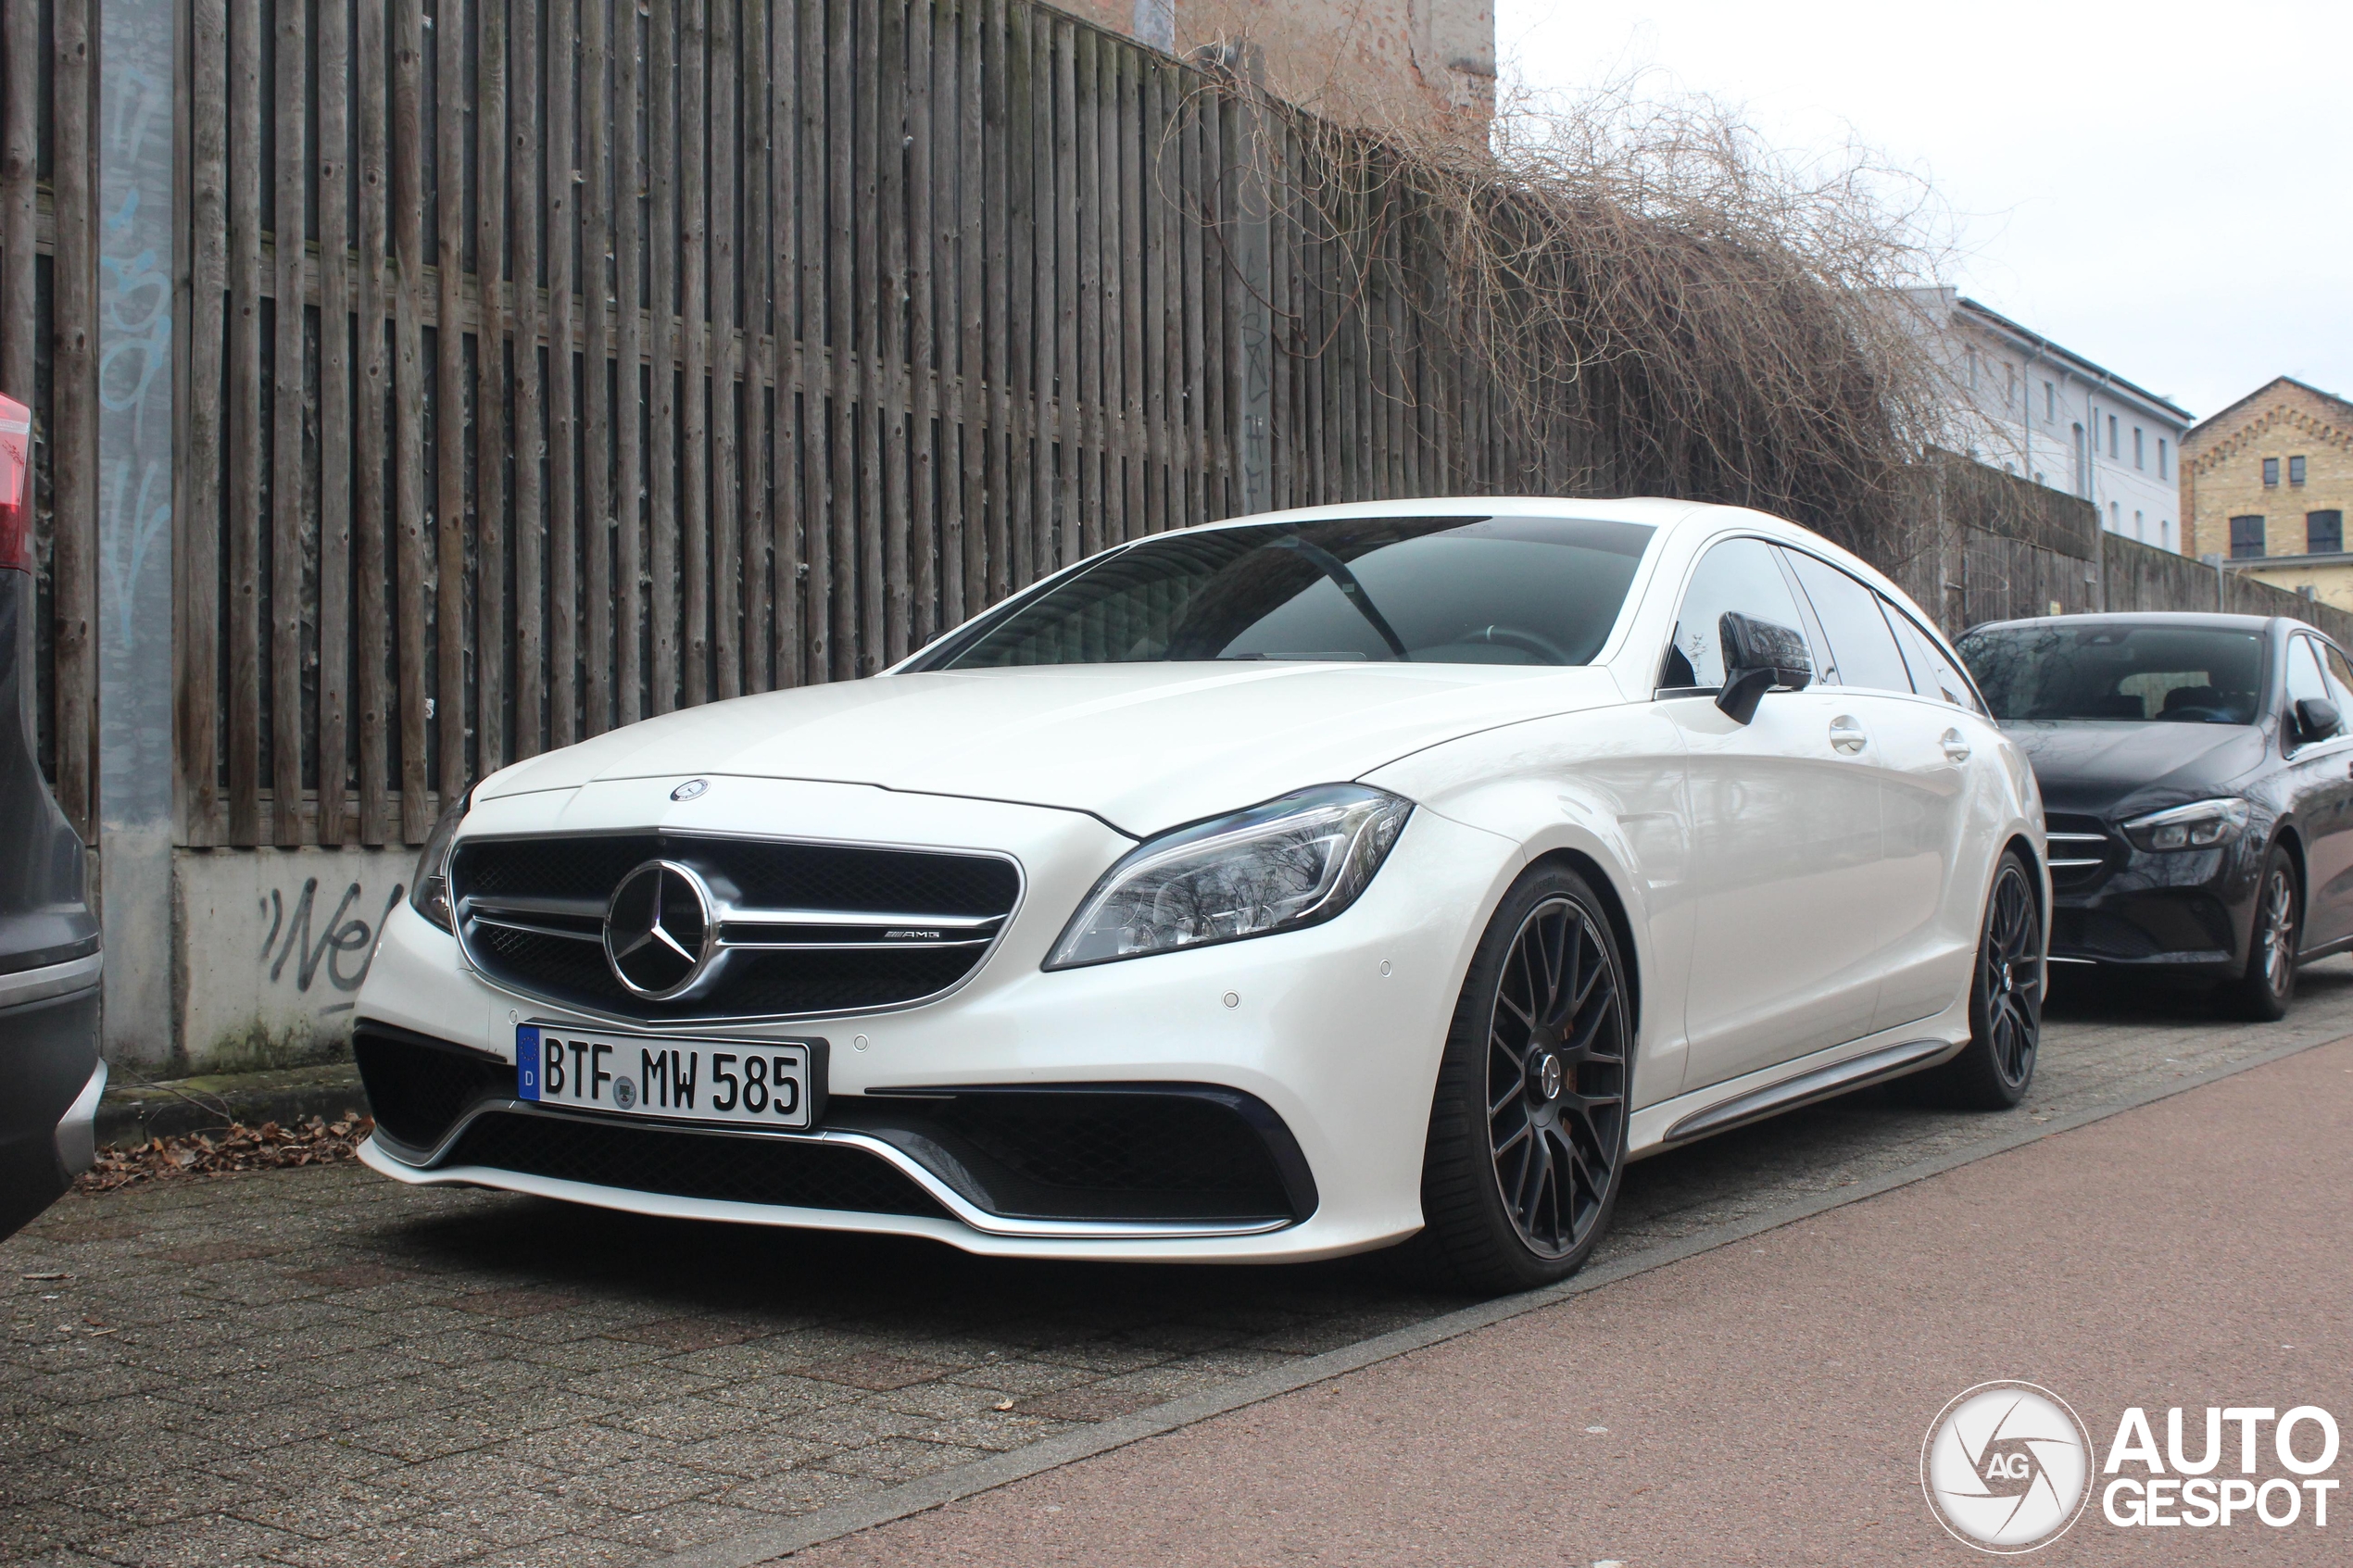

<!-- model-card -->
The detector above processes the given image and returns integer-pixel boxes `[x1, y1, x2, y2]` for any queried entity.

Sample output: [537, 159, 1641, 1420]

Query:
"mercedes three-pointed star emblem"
[603, 859, 719, 999]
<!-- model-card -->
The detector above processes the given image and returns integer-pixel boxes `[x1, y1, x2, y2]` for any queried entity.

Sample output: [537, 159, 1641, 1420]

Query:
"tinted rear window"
[924, 515, 1655, 669]
[1957, 623, 2268, 724]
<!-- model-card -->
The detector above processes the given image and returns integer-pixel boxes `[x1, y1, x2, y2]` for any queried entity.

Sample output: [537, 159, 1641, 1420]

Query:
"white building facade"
[1909, 290, 2195, 553]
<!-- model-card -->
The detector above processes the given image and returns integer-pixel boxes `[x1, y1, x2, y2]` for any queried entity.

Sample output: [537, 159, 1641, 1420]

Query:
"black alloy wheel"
[1922, 849, 2043, 1110]
[1411, 864, 1630, 1293]
[2221, 845, 2299, 1022]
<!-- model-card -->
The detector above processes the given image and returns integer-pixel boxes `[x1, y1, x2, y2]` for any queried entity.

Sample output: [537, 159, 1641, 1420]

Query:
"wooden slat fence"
[170, 0, 1589, 848]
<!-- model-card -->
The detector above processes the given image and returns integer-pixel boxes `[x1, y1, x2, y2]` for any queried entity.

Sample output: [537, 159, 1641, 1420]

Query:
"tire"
[1919, 850, 2044, 1110]
[1408, 864, 1632, 1295]
[2220, 844, 2299, 1022]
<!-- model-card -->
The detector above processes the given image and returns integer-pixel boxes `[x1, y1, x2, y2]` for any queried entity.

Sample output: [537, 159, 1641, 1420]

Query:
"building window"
[2159, 438, 2169, 480]
[2265, 458, 2281, 486]
[2005, 364, 2016, 406]
[2071, 424, 2085, 494]
[2045, 382, 2055, 420]
[1967, 348, 1979, 391]
[2134, 509, 2145, 540]
[2133, 427, 2145, 470]
[2110, 501, 2120, 533]
[2162, 519, 2175, 551]
[2231, 515, 2267, 558]
[2312, 511, 2346, 555]
[2108, 415, 2119, 458]
[2290, 456, 2308, 484]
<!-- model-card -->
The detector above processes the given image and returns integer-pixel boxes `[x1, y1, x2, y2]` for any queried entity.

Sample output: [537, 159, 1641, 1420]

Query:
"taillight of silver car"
[0, 393, 29, 572]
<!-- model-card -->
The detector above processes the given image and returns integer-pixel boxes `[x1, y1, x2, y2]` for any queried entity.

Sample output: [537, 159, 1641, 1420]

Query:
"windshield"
[923, 515, 1655, 670]
[1957, 623, 2268, 724]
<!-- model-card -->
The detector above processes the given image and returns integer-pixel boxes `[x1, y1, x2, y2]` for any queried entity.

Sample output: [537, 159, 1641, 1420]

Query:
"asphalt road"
[4, 960, 2350, 1567]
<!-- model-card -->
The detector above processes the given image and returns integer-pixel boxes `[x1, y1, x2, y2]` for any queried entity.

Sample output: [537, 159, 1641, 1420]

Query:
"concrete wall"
[169, 847, 417, 1074]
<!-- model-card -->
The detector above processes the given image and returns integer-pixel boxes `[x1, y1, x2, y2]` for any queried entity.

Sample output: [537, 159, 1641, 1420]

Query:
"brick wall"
[2183, 378, 2353, 563]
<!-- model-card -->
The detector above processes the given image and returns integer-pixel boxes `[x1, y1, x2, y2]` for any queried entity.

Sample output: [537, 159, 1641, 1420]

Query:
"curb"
[94, 1063, 369, 1148]
[652, 1026, 2351, 1566]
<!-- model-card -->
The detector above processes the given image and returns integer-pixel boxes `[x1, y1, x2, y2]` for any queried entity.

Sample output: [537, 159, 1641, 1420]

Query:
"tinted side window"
[1886, 605, 1982, 712]
[1661, 537, 1813, 689]
[2287, 637, 2337, 740]
[1782, 550, 1912, 692]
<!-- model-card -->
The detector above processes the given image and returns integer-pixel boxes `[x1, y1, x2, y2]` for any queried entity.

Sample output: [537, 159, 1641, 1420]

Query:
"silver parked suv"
[0, 394, 102, 1239]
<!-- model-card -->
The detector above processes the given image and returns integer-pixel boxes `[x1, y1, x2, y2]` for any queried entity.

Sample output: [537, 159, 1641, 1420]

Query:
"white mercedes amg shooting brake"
[355, 498, 2047, 1291]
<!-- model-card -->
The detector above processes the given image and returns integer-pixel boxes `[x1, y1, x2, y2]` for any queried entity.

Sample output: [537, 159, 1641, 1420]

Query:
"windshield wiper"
[1271, 537, 1410, 661]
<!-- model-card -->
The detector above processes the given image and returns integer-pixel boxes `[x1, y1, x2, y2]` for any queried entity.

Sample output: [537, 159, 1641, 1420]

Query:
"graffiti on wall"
[258, 879, 407, 1011]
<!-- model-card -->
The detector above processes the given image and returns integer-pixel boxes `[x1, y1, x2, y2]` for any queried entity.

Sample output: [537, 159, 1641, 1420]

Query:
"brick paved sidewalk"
[5, 959, 2349, 1567]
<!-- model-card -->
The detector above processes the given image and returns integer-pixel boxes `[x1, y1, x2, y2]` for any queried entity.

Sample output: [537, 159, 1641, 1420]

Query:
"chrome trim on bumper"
[369, 1098, 1294, 1242]
[0, 952, 103, 1009]
[54, 1060, 107, 1175]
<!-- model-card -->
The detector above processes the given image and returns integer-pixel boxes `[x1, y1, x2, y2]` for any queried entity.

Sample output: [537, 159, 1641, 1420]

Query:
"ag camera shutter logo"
[1922, 1382, 2094, 1552]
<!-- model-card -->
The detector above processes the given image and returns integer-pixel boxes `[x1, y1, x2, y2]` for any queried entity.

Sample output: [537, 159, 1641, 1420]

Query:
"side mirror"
[1716, 612, 1814, 724]
[2295, 696, 2341, 745]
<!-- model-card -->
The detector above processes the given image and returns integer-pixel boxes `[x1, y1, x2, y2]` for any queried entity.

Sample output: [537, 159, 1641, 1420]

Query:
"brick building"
[1062, 0, 1495, 127]
[2185, 378, 2353, 610]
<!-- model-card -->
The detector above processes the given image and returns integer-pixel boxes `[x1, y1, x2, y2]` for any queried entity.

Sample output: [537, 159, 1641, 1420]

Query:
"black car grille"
[445, 1111, 950, 1219]
[450, 833, 1022, 1020]
[354, 1026, 514, 1149]
[2044, 812, 2119, 891]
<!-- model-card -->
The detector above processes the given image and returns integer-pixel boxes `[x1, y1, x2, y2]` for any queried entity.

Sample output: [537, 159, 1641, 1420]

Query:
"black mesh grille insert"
[446, 1111, 950, 1219]
[930, 1093, 1296, 1219]
[354, 1028, 514, 1149]
[451, 833, 1020, 1020]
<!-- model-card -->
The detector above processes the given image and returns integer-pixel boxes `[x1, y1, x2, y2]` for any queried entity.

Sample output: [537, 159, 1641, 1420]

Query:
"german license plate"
[515, 1023, 826, 1131]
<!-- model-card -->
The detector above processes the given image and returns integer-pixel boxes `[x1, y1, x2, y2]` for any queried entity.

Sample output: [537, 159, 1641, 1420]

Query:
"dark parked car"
[0, 393, 103, 1240]
[1957, 611, 2353, 1020]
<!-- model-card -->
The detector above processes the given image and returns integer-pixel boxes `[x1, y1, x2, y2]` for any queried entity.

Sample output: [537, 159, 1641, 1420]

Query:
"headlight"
[409, 792, 472, 932]
[1045, 784, 1413, 970]
[2120, 797, 2249, 853]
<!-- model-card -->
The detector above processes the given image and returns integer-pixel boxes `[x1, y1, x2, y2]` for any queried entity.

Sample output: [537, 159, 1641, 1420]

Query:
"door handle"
[1829, 715, 1868, 755]
[1941, 727, 1971, 764]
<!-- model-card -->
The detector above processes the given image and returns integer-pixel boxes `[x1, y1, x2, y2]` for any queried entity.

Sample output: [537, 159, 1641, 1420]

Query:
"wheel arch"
[1525, 846, 1643, 1045]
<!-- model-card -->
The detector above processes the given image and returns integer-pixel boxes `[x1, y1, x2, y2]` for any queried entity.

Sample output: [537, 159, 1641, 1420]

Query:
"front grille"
[445, 1110, 950, 1219]
[355, 1027, 513, 1148]
[451, 832, 1022, 1021]
[2044, 812, 2118, 891]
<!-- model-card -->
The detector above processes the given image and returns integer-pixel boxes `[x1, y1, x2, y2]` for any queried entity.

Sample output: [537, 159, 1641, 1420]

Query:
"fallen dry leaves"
[76, 1115, 376, 1192]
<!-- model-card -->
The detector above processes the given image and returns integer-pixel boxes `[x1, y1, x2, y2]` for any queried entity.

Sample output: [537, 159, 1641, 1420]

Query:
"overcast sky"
[1494, 0, 2352, 424]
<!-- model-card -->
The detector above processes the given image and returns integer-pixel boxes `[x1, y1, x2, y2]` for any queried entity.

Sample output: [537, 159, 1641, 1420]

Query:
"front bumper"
[0, 953, 104, 1240]
[2045, 813, 2256, 979]
[354, 775, 1517, 1262]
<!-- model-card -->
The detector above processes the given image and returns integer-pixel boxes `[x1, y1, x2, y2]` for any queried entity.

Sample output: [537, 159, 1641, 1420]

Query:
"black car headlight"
[1045, 784, 1414, 970]
[2120, 797, 2249, 853]
[409, 791, 472, 933]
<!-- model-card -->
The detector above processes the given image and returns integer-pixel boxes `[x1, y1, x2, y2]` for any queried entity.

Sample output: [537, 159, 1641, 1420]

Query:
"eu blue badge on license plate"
[516, 1023, 542, 1100]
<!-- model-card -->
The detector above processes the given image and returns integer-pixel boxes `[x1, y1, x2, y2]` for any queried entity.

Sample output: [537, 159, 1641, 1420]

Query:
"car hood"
[2000, 720, 2271, 818]
[477, 662, 1629, 836]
